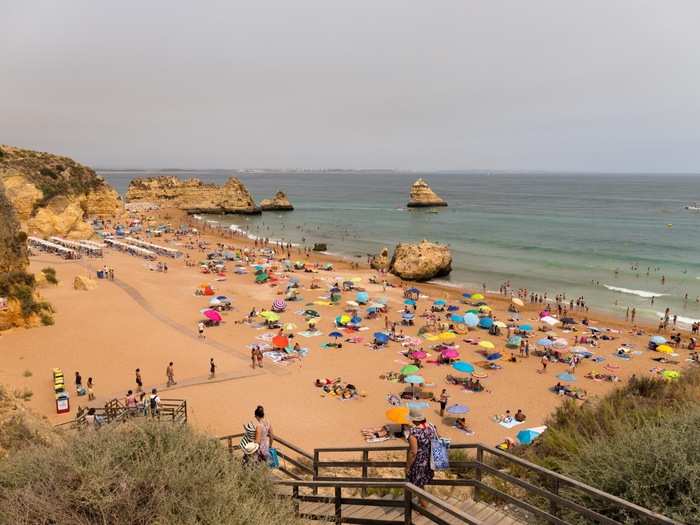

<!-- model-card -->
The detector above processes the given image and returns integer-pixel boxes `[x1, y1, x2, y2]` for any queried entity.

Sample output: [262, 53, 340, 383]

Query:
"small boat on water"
[685, 202, 700, 211]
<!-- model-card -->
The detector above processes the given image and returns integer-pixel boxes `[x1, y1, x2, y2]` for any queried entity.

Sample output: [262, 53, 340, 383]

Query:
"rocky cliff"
[0, 184, 28, 274]
[407, 178, 447, 208]
[0, 145, 122, 239]
[389, 240, 452, 281]
[370, 247, 390, 271]
[260, 190, 294, 211]
[125, 176, 261, 214]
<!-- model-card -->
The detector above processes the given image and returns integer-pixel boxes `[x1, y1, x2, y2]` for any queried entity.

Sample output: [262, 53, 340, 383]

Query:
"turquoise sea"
[101, 170, 700, 326]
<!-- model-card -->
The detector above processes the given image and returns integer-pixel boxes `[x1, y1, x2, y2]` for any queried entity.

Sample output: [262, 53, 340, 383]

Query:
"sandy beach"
[1, 209, 691, 451]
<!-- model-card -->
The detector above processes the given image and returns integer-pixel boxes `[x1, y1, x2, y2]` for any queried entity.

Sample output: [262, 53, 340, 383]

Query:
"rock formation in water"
[0, 145, 122, 239]
[389, 240, 452, 281]
[259, 190, 294, 211]
[406, 178, 447, 208]
[370, 247, 390, 271]
[125, 176, 261, 214]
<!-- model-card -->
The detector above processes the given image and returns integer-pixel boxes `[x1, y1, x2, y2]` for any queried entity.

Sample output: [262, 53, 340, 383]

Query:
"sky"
[2, 1, 700, 172]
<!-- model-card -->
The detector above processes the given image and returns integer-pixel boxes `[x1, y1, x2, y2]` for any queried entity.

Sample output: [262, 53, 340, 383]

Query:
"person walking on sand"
[166, 362, 176, 387]
[135, 368, 143, 393]
[631, 307, 636, 323]
[438, 389, 449, 417]
[251, 346, 257, 369]
[209, 358, 216, 379]
[87, 377, 95, 401]
[75, 371, 83, 394]
[198, 321, 206, 339]
[254, 405, 274, 460]
[540, 355, 548, 373]
[149, 388, 160, 418]
[256, 346, 264, 368]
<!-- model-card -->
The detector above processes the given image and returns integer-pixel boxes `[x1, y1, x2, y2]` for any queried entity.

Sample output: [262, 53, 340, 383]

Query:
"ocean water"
[101, 170, 700, 326]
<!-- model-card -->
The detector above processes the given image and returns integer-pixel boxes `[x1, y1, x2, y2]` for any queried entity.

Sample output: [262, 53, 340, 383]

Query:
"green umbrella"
[255, 273, 269, 282]
[400, 364, 420, 375]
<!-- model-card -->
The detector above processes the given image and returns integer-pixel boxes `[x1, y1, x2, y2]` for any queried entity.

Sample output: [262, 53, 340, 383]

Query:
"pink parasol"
[203, 309, 222, 322]
[410, 350, 427, 360]
[441, 349, 459, 359]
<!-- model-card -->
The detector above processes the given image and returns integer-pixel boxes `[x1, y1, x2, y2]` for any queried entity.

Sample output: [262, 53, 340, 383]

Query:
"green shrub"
[40, 267, 57, 285]
[0, 421, 302, 525]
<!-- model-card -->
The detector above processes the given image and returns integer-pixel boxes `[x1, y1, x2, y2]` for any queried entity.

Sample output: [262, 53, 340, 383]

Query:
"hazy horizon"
[4, 1, 700, 173]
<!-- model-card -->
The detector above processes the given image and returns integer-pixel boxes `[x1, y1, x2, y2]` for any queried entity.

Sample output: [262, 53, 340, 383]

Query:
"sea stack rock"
[125, 176, 261, 215]
[389, 240, 452, 281]
[370, 247, 390, 271]
[0, 144, 123, 239]
[407, 178, 447, 208]
[260, 190, 294, 211]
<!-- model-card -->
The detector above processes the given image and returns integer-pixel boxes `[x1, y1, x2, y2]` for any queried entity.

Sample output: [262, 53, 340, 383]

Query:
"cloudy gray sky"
[2, 1, 700, 171]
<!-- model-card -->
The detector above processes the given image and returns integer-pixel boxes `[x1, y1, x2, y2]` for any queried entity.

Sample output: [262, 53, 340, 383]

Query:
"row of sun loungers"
[122, 237, 182, 258]
[49, 237, 103, 257]
[104, 238, 157, 260]
[28, 236, 81, 259]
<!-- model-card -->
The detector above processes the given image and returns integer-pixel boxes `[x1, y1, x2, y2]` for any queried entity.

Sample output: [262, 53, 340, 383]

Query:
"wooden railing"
[312, 443, 681, 525]
[57, 398, 188, 429]
[277, 480, 486, 525]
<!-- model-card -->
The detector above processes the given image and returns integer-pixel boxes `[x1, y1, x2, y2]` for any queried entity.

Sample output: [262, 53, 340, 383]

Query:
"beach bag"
[429, 426, 450, 471]
[268, 447, 280, 469]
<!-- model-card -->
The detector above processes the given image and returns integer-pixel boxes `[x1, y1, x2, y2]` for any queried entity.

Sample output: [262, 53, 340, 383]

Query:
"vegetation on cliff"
[519, 369, 700, 523]
[0, 419, 301, 525]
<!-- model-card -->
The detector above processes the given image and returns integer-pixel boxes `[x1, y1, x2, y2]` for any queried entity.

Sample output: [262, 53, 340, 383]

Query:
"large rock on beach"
[407, 178, 447, 208]
[389, 240, 452, 281]
[260, 190, 294, 211]
[370, 247, 390, 271]
[73, 275, 97, 291]
[125, 176, 261, 215]
[0, 144, 123, 238]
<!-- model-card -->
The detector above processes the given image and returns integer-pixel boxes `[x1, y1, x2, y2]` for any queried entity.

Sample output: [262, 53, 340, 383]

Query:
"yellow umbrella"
[339, 314, 351, 324]
[425, 334, 440, 342]
[284, 323, 297, 331]
[512, 298, 524, 307]
[661, 370, 680, 380]
[471, 293, 484, 300]
[386, 407, 410, 424]
[479, 305, 492, 312]
[259, 310, 275, 319]
[439, 332, 456, 342]
[351, 276, 362, 283]
[313, 300, 332, 306]
[493, 321, 507, 328]
[479, 341, 495, 350]
[656, 344, 673, 354]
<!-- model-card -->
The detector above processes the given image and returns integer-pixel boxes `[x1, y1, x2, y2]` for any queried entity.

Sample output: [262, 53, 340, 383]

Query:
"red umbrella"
[272, 335, 289, 349]
[203, 309, 222, 322]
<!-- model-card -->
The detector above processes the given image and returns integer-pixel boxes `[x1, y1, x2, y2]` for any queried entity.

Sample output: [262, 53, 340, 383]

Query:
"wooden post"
[292, 485, 299, 515]
[404, 487, 413, 525]
[549, 476, 561, 517]
[474, 446, 484, 502]
[334, 486, 342, 525]
[313, 450, 319, 495]
[361, 449, 369, 497]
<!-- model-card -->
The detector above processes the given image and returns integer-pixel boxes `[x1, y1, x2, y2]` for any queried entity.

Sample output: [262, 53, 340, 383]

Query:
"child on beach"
[209, 358, 217, 379]
[198, 321, 205, 338]
[87, 377, 95, 401]
[135, 368, 143, 393]
[166, 362, 176, 387]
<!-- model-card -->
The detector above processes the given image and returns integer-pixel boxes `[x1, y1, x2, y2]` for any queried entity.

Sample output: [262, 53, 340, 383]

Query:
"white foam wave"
[655, 311, 699, 328]
[604, 285, 667, 298]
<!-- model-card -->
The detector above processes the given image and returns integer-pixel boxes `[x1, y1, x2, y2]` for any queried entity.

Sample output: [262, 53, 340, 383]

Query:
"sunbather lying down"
[454, 417, 474, 435]
[361, 424, 407, 442]
[585, 371, 620, 382]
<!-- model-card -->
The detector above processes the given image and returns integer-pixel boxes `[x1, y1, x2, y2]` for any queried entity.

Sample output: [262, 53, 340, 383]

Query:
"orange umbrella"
[272, 335, 289, 349]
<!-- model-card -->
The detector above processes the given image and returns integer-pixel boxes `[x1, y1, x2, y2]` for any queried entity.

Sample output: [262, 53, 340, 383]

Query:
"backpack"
[150, 396, 158, 410]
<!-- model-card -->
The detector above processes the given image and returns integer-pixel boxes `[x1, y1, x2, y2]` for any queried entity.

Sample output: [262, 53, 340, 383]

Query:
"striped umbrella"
[272, 299, 287, 312]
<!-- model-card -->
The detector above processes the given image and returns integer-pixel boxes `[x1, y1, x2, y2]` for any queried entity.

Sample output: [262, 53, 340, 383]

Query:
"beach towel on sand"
[499, 419, 523, 429]
[297, 330, 322, 337]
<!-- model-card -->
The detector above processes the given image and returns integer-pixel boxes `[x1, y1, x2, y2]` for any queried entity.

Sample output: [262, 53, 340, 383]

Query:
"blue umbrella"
[407, 287, 420, 293]
[446, 404, 469, 415]
[650, 335, 667, 345]
[519, 324, 533, 332]
[329, 331, 343, 339]
[404, 299, 416, 306]
[464, 313, 479, 327]
[407, 401, 429, 410]
[558, 372, 576, 382]
[451, 314, 465, 323]
[486, 352, 503, 361]
[479, 317, 493, 329]
[434, 299, 447, 305]
[447, 305, 459, 312]
[517, 428, 544, 445]
[402, 312, 415, 320]
[367, 307, 379, 313]
[350, 315, 362, 325]
[506, 335, 522, 348]
[537, 338, 553, 347]
[374, 332, 389, 344]
[404, 375, 425, 385]
[356, 292, 369, 303]
[462, 293, 471, 298]
[452, 361, 475, 373]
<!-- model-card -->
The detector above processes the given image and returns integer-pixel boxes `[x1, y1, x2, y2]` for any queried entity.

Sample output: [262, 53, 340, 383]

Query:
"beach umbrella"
[447, 305, 460, 312]
[462, 293, 471, 299]
[650, 336, 667, 345]
[486, 352, 502, 361]
[284, 323, 297, 331]
[203, 309, 222, 322]
[557, 372, 576, 382]
[478, 305, 492, 313]
[656, 344, 674, 354]
[374, 332, 389, 344]
[375, 297, 389, 305]
[519, 324, 533, 332]
[209, 297, 222, 306]
[386, 407, 410, 424]
[506, 335, 522, 348]
[441, 348, 459, 359]
[401, 364, 420, 375]
[346, 300, 359, 307]
[552, 338, 568, 350]
[304, 309, 320, 318]
[537, 338, 553, 347]
[330, 286, 341, 293]
[349, 315, 363, 325]
[439, 332, 456, 342]
[404, 375, 425, 385]
[272, 299, 287, 311]
[541, 316, 560, 326]
[336, 314, 351, 326]
[446, 404, 469, 415]
[272, 335, 289, 348]
[402, 312, 415, 320]
[407, 287, 420, 293]
[478, 317, 493, 329]
[255, 273, 269, 283]
[464, 313, 479, 327]
[512, 298, 524, 307]
[329, 331, 343, 339]
[356, 291, 369, 304]
[661, 370, 680, 380]
[404, 299, 416, 306]
[466, 309, 479, 314]
[479, 341, 495, 350]
[434, 299, 447, 305]
[493, 321, 507, 328]
[471, 293, 484, 300]
[410, 350, 427, 360]
[452, 361, 475, 373]
[517, 426, 547, 445]
[407, 401, 429, 410]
